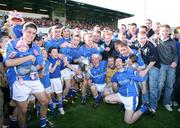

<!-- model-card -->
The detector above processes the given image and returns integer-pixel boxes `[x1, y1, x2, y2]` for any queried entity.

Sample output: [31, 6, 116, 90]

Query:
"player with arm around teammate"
[104, 58, 152, 124]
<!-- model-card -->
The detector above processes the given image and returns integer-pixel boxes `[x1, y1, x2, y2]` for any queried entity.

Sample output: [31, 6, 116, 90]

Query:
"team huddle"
[0, 10, 180, 128]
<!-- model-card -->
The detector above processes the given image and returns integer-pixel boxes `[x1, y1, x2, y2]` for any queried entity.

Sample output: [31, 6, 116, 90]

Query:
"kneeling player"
[104, 58, 152, 124]
[88, 54, 107, 108]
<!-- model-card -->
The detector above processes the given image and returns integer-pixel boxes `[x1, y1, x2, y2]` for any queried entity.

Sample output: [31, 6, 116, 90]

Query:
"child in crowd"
[48, 47, 65, 115]
[38, 48, 55, 114]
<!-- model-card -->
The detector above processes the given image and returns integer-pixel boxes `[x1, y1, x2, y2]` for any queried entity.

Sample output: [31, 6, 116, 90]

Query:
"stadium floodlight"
[24, 7, 32, 10]
[0, 3, 7, 6]
[40, 9, 48, 12]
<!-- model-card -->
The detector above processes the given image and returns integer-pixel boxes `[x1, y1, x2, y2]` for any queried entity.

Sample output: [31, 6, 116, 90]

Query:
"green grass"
[28, 98, 180, 128]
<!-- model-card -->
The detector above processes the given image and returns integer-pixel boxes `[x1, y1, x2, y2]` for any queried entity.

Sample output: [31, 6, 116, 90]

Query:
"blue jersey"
[9, 48, 39, 66]
[89, 61, 107, 84]
[4, 39, 43, 83]
[77, 45, 99, 60]
[3, 40, 17, 87]
[12, 25, 23, 39]
[44, 38, 62, 51]
[111, 67, 144, 97]
[112, 33, 119, 42]
[59, 46, 78, 63]
[59, 37, 71, 44]
[119, 49, 145, 68]
[40, 60, 51, 88]
[48, 56, 64, 78]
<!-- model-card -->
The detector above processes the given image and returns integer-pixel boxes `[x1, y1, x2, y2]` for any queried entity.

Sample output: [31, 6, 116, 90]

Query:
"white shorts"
[104, 86, 114, 95]
[45, 86, 53, 94]
[117, 93, 139, 111]
[93, 83, 106, 93]
[61, 65, 78, 80]
[50, 78, 63, 94]
[27, 94, 35, 102]
[12, 80, 44, 102]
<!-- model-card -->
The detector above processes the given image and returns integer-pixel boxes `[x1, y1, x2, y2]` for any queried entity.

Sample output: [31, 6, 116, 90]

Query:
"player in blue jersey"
[9, 40, 38, 84]
[118, 41, 149, 104]
[48, 47, 65, 115]
[4, 22, 49, 128]
[104, 58, 152, 124]
[88, 54, 107, 108]
[118, 41, 145, 68]
[59, 35, 81, 101]
[44, 26, 62, 51]
[75, 33, 99, 105]
[38, 48, 55, 115]
[59, 27, 71, 47]
[76, 34, 99, 59]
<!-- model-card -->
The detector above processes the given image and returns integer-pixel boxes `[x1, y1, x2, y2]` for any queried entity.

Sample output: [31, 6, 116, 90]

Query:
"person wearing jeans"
[148, 66, 159, 112]
[158, 64, 176, 106]
[138, 32, 160, 113]
[156, 24, 178, 112]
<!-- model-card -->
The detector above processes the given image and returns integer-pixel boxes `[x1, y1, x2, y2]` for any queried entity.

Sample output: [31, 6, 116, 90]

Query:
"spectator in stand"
[24, 17, 61, 28]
